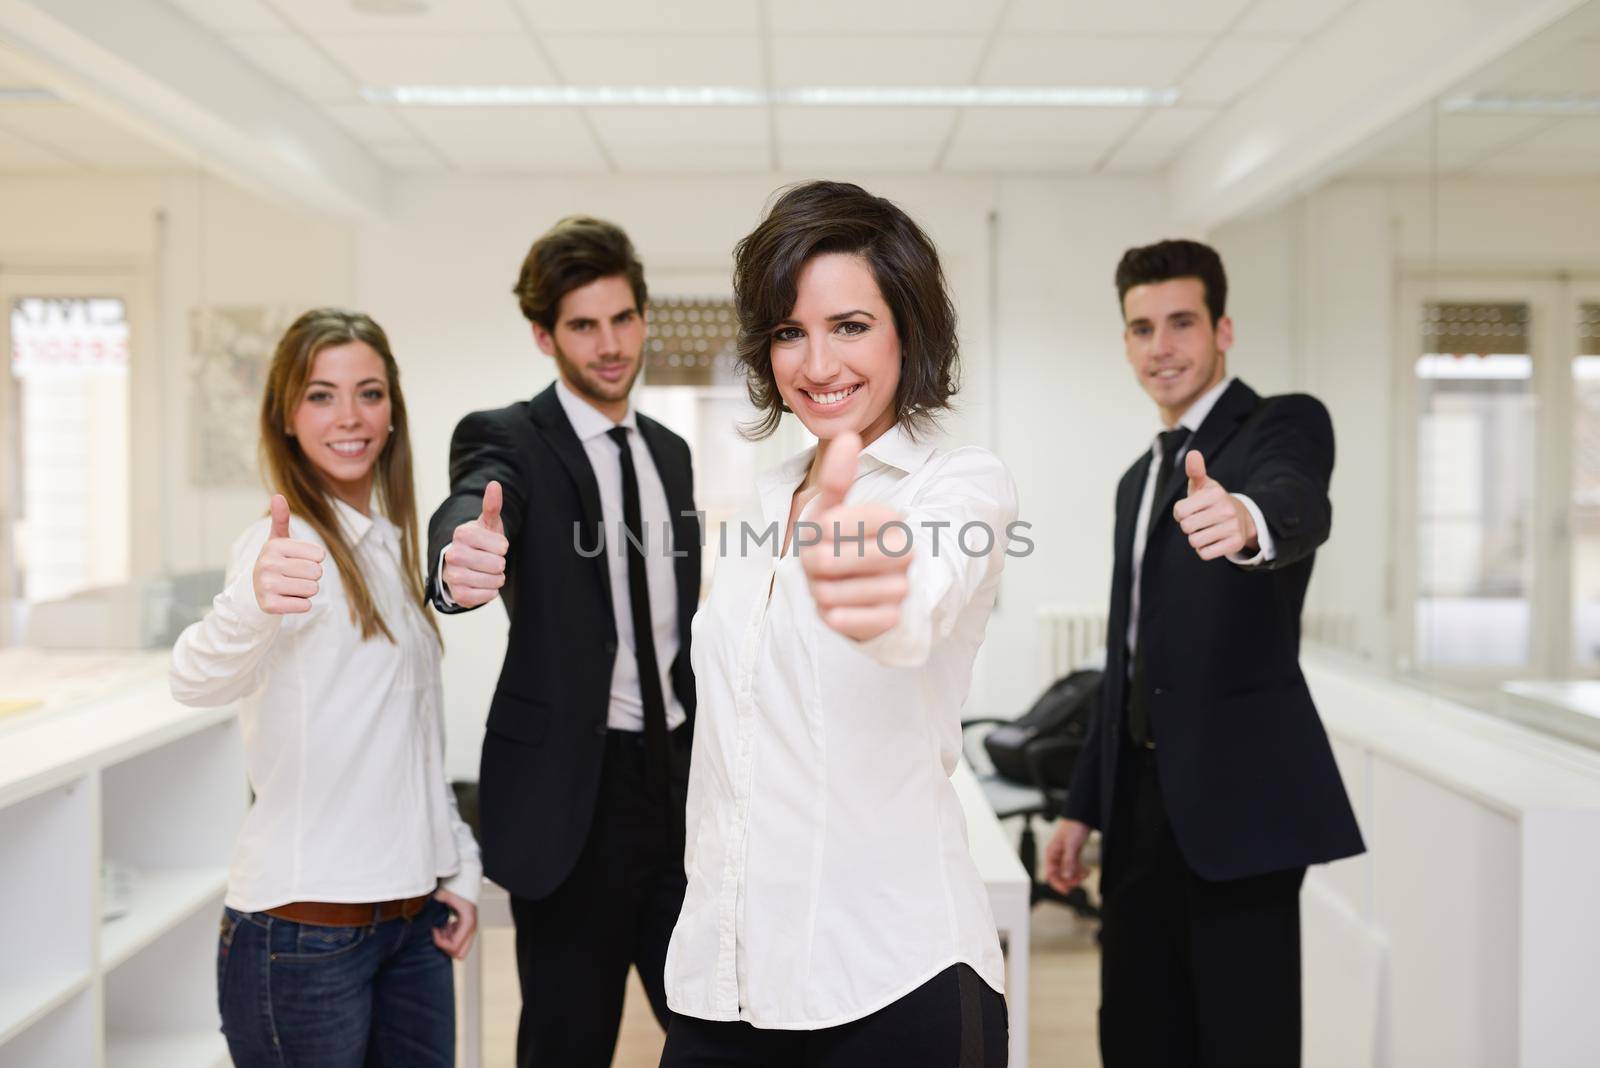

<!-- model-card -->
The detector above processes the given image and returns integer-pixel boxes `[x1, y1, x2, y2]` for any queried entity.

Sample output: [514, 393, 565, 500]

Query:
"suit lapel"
[527, 384, 613, 607]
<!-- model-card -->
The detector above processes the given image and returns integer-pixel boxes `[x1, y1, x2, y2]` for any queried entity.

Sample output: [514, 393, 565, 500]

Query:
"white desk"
[1499, 679, 1600, 750]
[461, 759, 1033, 1067]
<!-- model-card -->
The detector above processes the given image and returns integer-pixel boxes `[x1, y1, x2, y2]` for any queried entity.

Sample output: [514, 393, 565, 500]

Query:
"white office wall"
[1212, 175, 1600, 677]
[0, 172, 356, 587]
[357, 172, 1177, 777]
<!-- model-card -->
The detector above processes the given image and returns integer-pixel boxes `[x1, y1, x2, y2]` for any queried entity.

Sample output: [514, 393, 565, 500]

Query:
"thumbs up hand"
[252, 494, 326, 614]
[1171, 451, 1258, 561]
[799, 433, 912, 642]
[443, 481, 510, 608]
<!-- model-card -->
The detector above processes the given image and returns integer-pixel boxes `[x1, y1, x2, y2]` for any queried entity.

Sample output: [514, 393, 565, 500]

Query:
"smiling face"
[533, 273, 645, 422]
[770, 252, 901, 448]
[1121, 276, 1232, 426]
[289, 340, 391, 511]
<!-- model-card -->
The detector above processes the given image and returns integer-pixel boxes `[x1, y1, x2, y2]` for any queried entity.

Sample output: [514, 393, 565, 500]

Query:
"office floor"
[465, 901, 1101, 1067]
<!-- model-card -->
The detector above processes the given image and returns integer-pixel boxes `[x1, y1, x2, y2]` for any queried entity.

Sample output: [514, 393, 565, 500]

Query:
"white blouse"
[170, 498, 480, 913]
[665, 425, 1018, 1029]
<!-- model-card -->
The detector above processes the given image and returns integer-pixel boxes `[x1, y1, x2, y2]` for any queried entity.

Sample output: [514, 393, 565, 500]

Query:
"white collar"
[555, 376, 637, 443]
[329, 494, 393, 547]
[1156, 374, 1234, 445]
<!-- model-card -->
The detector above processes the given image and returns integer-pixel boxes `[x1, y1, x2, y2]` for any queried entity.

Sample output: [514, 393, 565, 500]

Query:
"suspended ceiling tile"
[1179, 37, 1298, 106]
[946, 105, 1144, 143]
[774, 106, 958, 143]
[318, 33, 557, 87]
[164, 0, 290, 35]
[225, 33, 361, 103]
[770, 36, 987, 87]
[367, 139, 449, 171]
[1483, 40, 1600, 97]
[1004, 0, 1253, 36]
[780, 139, 945, 173]
[542, 36, 763, 86]
[942, 136, 1106, 172]
[1233, 0, 1355, 37]
[516, 0, 760, 35]
[769, 0, 1005, 36]
[586, 106, 767, 144]
[605, 140, 770, 171]
[269, 0, 523, 35]
[980, 35, 1209, 87]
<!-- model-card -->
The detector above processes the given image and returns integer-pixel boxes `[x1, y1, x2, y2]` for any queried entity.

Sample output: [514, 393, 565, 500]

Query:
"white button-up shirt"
[170, 498, 481, 913]
[552, 379, 687, 732]
[1127, 375, 1277, 659]
[665, 425, 1017, 1028]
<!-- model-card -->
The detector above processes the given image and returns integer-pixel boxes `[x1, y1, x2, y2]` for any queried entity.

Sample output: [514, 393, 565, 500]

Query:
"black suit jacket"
[1062, 378, 1364, 881]
[427, 383, 699, 901]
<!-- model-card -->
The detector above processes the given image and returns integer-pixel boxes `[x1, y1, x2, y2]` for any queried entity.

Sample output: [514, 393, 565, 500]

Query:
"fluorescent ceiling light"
[0, 87, 60, 102]
[1444, 93, 1600, 115]
[361, 85, 1179, 108]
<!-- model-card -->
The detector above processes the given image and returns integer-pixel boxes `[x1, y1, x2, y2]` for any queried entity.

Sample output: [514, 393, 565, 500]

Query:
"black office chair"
[961, 670, 1102, 923]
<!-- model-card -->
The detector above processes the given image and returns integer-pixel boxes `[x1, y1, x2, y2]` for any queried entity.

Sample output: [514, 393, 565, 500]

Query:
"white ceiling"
[95, 0, 1354, 177]
[1346, 28, 1600, 179]
[0, 44, 193, 172]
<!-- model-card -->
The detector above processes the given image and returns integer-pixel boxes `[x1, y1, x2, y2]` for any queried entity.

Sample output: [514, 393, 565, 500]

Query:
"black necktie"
[607, 426, 670, 796]
[1129, 427, 1190, 749]
[1147, 428, 1190, 537]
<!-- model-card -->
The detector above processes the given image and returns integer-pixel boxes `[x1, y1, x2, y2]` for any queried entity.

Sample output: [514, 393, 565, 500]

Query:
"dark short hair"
[1114, 239, 1228, 324]
[731, 180, 959, 440]
[513, 215, 647, 330]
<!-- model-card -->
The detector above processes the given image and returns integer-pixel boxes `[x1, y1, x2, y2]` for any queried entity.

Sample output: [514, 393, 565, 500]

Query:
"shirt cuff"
[435, 546, 458, 608]
[438, 866, 481, 905]
[220, 565, 283, 633]
[1227, 494, 1277, 567]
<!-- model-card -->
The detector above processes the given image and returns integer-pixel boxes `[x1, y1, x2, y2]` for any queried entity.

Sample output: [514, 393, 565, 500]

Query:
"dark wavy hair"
[1114, 238, 1228, 324]
[731, 180, 959, 440]
[513, 215, 648, 330]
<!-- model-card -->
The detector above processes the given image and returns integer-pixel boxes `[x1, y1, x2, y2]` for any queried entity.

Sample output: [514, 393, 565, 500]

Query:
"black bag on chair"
[982, 669, 1102, 787]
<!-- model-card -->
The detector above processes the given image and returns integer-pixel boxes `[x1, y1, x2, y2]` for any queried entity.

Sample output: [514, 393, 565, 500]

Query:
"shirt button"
[1153, 687, 1165, 696]
[604, 640, 618, 656]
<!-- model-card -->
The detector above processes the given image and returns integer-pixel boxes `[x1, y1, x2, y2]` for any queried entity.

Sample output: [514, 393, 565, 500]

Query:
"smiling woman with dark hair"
[661, 182, 1016, 1067]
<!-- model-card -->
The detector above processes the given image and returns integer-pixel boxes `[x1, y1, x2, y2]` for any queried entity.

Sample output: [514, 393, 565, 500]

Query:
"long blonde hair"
[258, 308, 439, 646]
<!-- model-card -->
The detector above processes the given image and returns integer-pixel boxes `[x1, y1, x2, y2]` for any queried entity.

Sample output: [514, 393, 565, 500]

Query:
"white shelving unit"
[0, 651, 244, 1068]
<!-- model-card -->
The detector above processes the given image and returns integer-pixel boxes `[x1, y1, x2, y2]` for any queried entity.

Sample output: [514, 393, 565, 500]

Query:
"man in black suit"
[428, 216, 699, 1067]
[1044, 239, 1364, 1067]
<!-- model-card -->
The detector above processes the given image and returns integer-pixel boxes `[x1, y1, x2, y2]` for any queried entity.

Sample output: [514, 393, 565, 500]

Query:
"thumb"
[814, 432, 861, 514]
[269, 494, 291, 539]
[479, 480, 503, 534]
[1185, 449, 1209, 494]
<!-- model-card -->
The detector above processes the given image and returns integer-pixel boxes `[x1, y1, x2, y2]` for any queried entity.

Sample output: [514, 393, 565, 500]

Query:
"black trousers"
[1099, 739, 1305, 1068]
[510, 726, 690, 1068]
[659, 964, 1007, 1068]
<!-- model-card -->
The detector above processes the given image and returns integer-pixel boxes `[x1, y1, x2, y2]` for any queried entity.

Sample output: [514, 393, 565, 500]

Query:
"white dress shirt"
[665, 425, 1017, 1029]
[170, 498, 481, 912]
[553, 379, 687, 732]
[1127, 376, 1276, 659]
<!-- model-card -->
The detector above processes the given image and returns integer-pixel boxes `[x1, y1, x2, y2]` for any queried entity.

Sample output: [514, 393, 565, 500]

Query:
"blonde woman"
[171, 308, 478, 1067]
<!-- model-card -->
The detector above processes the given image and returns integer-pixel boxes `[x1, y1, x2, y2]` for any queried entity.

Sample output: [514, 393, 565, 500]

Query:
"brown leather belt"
[265, 894, 431, 927]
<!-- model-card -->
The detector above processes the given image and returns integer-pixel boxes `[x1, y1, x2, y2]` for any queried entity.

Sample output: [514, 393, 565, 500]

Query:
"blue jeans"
[216, 900, 455, 1067]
